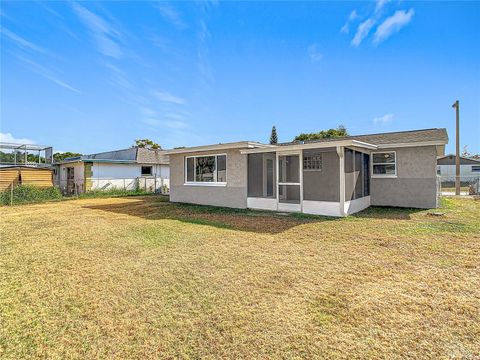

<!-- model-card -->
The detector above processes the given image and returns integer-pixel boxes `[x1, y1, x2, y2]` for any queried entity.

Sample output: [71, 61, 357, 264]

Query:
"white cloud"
[351, 18, 375, 47]
[1, 28, 54, 57]
[15, 55, 81, 93]
[373, 9, 415, 45]
[375, 0, 389, 13]
[153, 90, 186, 105]
[340, 10, 359, 34]
[156, 3, 187, 29]
[71, 2, 123, 58]
[307, 43, 323, 62]
[373, 113, 394, 124]
[349, 10, 359, 21]
[0, 132, 35, 144]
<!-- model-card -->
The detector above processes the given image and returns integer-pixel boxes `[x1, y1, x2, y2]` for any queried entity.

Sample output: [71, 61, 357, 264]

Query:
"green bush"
[0, 185, 63, 205]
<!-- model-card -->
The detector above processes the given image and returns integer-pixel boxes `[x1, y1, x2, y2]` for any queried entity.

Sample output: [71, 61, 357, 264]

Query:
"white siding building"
[54, 147, 169, 194]
[437, 155, 480, 182]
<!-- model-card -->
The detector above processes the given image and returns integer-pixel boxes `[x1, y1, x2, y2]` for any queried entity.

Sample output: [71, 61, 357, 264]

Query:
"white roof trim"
[240, 140, 377, 154]
[164, 141, 273, 155]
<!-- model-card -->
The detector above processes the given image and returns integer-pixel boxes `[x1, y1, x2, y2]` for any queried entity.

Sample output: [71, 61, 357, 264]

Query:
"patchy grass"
[0, 196, 479, 359]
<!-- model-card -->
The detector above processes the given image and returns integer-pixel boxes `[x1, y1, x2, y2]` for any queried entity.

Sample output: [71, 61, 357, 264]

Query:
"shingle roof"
[280, 128, 448, 146]
[136, 148, 169, 164]
[70, 147, 169, 165]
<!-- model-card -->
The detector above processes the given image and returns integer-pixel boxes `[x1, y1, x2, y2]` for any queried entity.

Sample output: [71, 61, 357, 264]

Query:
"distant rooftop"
[58, 147, 169, 165]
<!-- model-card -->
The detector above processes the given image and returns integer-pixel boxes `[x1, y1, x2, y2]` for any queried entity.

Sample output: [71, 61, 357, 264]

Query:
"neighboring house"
[165, 128, 448, 217]
[437, 155, 480, 182]
[54, 147, 169, 194]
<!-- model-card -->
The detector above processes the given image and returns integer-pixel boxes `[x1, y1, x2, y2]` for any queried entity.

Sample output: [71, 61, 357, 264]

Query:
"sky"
[1, 1, 479, 155]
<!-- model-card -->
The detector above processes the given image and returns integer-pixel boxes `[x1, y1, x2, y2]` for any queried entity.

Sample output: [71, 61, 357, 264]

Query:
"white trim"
[241, 140, 377, 154]
[184, 182, 227, 187]
[345, 196, 370, 215]
[165, 141, 272, 155]
[371, 151, 397, 178]
[371, 175, 397, 179]
[303, 200, 342, 217]
[184, 153, 227, 185]
[337, 146, 346, 217]
[278, 202, 301, 212]
[247, 197, 277, 211]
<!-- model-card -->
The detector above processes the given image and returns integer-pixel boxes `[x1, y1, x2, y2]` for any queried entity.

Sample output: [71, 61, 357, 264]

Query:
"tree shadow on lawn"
[82, 196, 335, 234]
[82, 196, 423, 234]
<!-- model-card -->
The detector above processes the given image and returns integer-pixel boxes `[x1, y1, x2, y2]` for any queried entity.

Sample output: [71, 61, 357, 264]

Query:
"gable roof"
[56, 148, 169, 165]
[280, 128, 448, 147]
[437, 155, 480, 165]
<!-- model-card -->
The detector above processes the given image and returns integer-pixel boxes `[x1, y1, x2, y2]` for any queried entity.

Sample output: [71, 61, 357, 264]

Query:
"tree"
[53, 152, 82, 162]
[134, 139, 161, 149]
[294, 125, 348, 142]
[269, 126, 278, 145]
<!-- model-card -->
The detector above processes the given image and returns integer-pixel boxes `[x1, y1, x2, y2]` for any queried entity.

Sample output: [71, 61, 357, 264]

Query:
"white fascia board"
[163, 142, 272, 155]
[240, 140, 377, 154]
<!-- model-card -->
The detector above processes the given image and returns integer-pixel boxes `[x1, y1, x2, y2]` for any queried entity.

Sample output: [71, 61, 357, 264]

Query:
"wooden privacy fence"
[0, 166, 54, 191]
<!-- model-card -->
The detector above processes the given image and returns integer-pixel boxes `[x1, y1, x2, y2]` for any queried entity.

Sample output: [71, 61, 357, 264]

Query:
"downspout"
[337, 146, 346, 217]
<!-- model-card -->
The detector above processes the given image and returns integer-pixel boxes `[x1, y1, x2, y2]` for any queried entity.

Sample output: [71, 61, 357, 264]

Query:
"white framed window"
[185, 154, 227, 185]
[472, 165, 480, 173]
[303, 154, 322, 171]
[371, 151, 397, 177]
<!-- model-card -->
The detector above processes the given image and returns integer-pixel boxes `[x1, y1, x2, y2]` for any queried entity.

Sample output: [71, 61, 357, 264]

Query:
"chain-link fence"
[55, 177, 170, 196]
[438, 175, 480, 196]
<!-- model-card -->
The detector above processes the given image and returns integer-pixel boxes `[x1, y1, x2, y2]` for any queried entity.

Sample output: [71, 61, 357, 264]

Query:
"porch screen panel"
[344, 149, 355, 201]
[303, 149, 340, 202]
[354, 151, 363, 199]
[363, 154, 370, 196]
[247, 153, 276, 198]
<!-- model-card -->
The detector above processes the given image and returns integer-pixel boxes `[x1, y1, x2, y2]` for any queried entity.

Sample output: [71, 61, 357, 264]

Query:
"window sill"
[184, 182, 227, 187]
[371, 175, 397, 179]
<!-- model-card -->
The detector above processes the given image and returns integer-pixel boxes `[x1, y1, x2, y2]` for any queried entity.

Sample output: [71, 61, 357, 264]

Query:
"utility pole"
[452, 100, 460, 195]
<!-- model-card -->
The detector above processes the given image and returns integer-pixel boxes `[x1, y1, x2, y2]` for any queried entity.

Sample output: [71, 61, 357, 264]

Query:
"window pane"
[217, 155, 226, 182]
[303, 153, 322, 171]
[373, 152, 395, 164]
[195, 156, 216, 182]
[373, 164, 396, 175]
[186, 157, 194, 182]
[141, 166, 152, 175]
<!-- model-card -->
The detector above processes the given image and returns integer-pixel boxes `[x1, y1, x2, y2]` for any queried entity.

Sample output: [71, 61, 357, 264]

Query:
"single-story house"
[165, 128, 448, 217]
[437, 155, 480, 182]
[54, 147, 169, 194]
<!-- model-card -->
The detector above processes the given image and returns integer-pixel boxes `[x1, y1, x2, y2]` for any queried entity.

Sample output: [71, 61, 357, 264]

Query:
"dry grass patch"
[1, 196, 479, 359]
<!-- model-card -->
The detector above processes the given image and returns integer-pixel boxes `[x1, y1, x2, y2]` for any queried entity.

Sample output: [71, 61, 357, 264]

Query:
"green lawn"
[1, 196, 479, 359]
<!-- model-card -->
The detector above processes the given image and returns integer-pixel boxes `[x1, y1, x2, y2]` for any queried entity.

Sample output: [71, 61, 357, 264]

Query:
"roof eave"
[240, 140, 378, 154]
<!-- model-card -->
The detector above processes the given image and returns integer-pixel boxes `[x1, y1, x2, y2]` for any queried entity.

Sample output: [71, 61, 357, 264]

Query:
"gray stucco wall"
[169, 148, 248, 208]
[370, 146, 438, 209]
[303, 150, 340, 202]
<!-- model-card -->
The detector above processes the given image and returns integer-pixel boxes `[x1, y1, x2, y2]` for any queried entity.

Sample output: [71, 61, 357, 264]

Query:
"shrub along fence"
[0, 184, 62, 206]
[56, 177, 170, 197]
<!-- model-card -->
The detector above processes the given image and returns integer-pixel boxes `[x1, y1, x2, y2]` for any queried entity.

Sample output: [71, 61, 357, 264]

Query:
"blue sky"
[1, 1, 479, 154]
